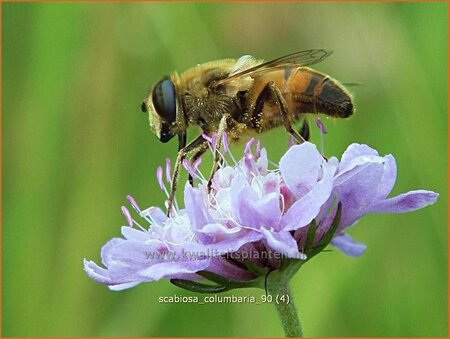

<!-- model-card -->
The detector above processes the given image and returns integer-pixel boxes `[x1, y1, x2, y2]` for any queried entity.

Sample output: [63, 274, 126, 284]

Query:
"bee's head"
[141, 75, 182, 143]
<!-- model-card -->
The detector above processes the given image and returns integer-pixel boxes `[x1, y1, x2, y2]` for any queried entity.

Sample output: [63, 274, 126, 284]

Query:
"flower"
[330, 143, 438, 256]
[84, 199, 211, 291]
[84, 138, 438, 290]
[193, 140, 338, 260]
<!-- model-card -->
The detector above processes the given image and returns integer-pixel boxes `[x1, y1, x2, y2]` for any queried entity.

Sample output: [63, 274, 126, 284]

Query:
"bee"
[141, 49, 354, 213]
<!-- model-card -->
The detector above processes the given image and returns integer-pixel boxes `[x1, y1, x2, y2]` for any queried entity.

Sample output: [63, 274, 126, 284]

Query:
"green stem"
[269, 283, 303, 337]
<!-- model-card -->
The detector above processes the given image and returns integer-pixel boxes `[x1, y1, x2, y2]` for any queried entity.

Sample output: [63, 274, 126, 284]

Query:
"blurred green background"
[3, 2, 447, 337]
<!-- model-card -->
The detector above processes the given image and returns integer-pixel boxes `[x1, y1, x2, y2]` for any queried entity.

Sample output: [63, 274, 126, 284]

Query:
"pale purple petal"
[109, 281, 142, 291]
[101, 238, 163, 269]
[334, 163, 385, 227]
[335, 160, 384, 187]
[280, 143, 324, 198]
[184, 183, 212, 229]
[280, 182, 296, 212]
[197, 223, 241, 238]
[232, 185, 282, 229]
[339, 143, 379, 172]
[256, 147, 269, 173]
[260, 228, 306, 259]
[140, 206, 167, 225]
[212, 166, 236, 190]
[85, 257, 143, 291]
[84, 259, 115, 285]
[367, 190, 439, 214]
[259, 172, 280, 195]
[89, 232, 211, 286]
[312, 198, 340, 241]
[207, 257, 256, 281]
[139, 259, 210, 281]
[84, 258, 144, 290]
[210, 230, 262, 253]
[281, 162, 335, 231]
[332, 233, 367, 257]
[374, 154, 397, 200]
[121, 226, 151, 242]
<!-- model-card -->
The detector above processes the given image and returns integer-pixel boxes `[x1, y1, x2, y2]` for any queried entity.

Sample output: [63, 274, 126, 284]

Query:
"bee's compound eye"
[151, 76, 176, 123]
[141, 101, 147, 113]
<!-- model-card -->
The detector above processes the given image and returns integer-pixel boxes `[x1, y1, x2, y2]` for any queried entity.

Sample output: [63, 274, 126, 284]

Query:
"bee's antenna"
[342, 82, 363, 87]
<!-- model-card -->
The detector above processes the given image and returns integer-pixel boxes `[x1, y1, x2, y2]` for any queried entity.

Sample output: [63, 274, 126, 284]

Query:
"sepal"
[306, 202, 342, 259]
[170, 279, 229, 293]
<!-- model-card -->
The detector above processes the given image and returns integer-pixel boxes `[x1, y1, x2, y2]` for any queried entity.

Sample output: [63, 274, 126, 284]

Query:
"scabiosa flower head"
[188, 139, 339, 261]
[84, 136, 438, 291]
[83, 197, 211, 291]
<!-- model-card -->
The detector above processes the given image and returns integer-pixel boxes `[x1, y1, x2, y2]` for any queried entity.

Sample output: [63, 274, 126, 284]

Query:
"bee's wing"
[213, 49, 333, 87]
[229, 55, 261, 76]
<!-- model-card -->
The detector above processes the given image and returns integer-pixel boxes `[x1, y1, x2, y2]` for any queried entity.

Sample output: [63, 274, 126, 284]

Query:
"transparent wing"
[213, 49, 333, 87]
[229, 55, 260, 76]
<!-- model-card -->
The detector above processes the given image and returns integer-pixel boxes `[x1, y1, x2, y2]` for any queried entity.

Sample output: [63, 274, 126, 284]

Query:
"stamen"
[255, 140, 261, 158]
[133, 220, 146, 231]
[288, 136, 296, 148]
[121, 206, 133, 227]
[140, 206, 162, 226]
[244, 152, 256, 173]
[203, 133, 218, 155]
[164, 200, 169, 211]
[316, 118, 327, 154]
[316, 118, 328, 134]
[268, 159, 278, 168]
[279, 193, 286, 215]
[243, 138, 258, 173]
[222, 132, 230, 153]
[141, 214, 153, 225]
[173, 195, 180, 214]
[125, 195, 149, 231]
[244, 138, 256, 155]
[227, 146, 238, 167]
[165, 198, 179, 217]
[208, 193, 249, 230]
[127, 195, 141, 213]
[193, 157, 202, 171]
[211, 133, 218, 151]
[182, 159, 200, 181]
[156, 166, 165, 191]
[201, 133, 213, 143]
[165, 158, 172, 184]
[249, 170, 263, 192]
[156, 166, 172, 200]
[214, 148, 229, 167]
[192, 157, 208, 182]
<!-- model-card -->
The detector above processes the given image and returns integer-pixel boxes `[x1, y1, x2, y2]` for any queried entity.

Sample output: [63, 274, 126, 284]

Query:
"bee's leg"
[268, 81, 306, 144]
[167, 135, 208, 216]
[299, 119, 310, 141]
[179, 131, 196, 188]
[178, 131, 200, 186]
[178, 132, 187, 151]
[179, 131, 208, 186]
[250, 81, 306, 144]
[207, 114, 230, 191]
[188, 147, 208, 186]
